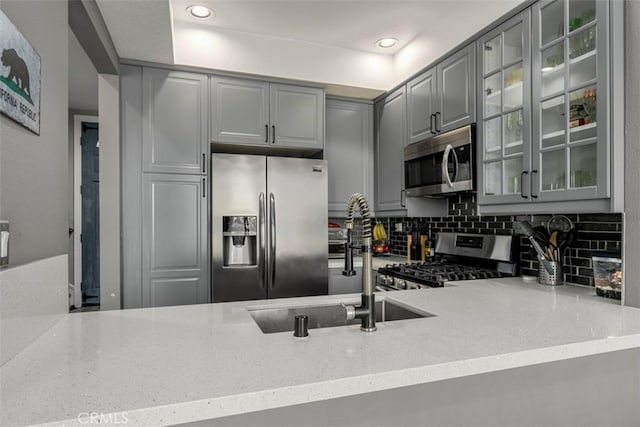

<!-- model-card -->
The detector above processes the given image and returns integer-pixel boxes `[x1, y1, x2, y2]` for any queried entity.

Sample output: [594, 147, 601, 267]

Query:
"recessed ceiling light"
[376, 38, 398, 48]
[187, 5, 213, 19]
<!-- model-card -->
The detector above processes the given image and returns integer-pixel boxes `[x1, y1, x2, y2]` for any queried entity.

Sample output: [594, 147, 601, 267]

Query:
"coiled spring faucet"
[342, 193, 376, 332]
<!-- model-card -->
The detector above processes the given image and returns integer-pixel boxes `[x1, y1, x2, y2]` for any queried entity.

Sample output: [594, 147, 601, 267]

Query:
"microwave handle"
[442, 144, 456, 188]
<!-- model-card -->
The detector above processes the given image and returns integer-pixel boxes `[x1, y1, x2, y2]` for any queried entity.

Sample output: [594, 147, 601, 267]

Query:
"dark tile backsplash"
[371, 192, 623, 287]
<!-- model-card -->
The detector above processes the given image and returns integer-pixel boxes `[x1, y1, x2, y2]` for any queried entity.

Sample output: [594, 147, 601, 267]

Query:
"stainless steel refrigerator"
[211, 153, 328, 302]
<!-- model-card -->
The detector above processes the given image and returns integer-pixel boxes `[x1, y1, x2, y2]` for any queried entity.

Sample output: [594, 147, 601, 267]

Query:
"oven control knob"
[396, 279, 407, 290]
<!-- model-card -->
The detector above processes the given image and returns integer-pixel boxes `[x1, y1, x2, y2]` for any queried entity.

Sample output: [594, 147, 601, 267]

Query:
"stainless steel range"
[376, 232, 518, 291]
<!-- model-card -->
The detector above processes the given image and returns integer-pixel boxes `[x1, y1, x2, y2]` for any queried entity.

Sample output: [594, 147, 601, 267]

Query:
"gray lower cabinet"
[328, 266, 362, 295]
[210, 76, 324, 151]
[142, 173, 209, 307]
[375, 87, 407, 214]
[326, 99, 373, 215]
[142, 68, 208, 175]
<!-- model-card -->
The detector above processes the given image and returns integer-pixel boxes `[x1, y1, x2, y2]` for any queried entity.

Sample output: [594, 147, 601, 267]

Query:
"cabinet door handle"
[401, 189, 406, 208]
[272, 125, 276, 144]
[265, 124, 268, 143]
[530, 170, 538, 199]
[521, 171, 528, 199]
[202, 153, 206, 174]
[435, 111, 441, 133]
[430, 114, 436, 134]
[202, 177, 206, 198]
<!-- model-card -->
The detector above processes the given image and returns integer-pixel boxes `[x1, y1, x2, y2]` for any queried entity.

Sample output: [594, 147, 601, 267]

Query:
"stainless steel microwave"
[404, 124, 475, 197]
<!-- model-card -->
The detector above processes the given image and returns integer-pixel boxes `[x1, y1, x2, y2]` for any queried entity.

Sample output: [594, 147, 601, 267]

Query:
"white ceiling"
[96, 0, 525, 97]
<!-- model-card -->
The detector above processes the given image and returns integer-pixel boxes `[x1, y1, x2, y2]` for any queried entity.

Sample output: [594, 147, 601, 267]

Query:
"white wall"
[173, 22, 394, 91]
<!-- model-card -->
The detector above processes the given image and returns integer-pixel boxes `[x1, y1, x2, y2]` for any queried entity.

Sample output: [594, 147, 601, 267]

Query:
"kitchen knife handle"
[530, 170, 539, 199]
[521, 171, 529, 199]
[269, 193, 276, 288]
[265, 124, 268, 143]
[259, 193, 266, 290]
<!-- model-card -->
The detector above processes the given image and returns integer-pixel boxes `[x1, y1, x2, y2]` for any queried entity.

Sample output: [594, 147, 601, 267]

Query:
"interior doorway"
[73, 115, 99, 308]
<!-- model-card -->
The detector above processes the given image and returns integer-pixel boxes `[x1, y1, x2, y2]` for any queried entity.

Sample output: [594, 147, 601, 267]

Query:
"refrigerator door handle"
[269, 192, 276, 289]
[259, 193, 266, 289]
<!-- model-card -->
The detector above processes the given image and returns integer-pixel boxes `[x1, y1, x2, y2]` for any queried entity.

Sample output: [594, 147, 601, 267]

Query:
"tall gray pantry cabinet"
[121, 65, 210, 308]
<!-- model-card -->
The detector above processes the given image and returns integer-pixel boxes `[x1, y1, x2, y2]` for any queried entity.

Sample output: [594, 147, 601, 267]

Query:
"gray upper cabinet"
[405, 44, 475, 145]
[142, 68, 208, 175]
[406, 67, 437, 145]
[436, 43, 476, 133]
[270, 83, 324, 149]
[142, 173, 209, 307]
[326, 99, 373, 215]
[478, 0, 621, 214]
[477, 10, 532, 207]
[210, 76, 324, 151]
[210, 77, 270, 145]
[375, 87, 407, 213]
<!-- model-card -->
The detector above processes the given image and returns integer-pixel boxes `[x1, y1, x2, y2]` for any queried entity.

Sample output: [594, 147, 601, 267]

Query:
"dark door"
[81, 122, 100, 305]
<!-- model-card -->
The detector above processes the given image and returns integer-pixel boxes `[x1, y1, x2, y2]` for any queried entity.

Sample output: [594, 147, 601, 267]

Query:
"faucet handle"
[341, 303, 356, 320]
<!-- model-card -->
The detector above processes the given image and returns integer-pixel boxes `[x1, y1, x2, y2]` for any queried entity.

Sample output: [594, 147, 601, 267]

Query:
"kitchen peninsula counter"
[2, 278, 640, 426]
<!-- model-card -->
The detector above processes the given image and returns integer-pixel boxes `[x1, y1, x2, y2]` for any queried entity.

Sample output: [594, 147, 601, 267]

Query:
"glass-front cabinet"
[532, 0, 608, 202]
[479, 0, 611, 209]
[477, 10, 531, 204]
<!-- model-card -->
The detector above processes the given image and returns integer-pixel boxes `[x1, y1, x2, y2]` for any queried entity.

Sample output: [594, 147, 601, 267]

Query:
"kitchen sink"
[249, 299, 434, 334]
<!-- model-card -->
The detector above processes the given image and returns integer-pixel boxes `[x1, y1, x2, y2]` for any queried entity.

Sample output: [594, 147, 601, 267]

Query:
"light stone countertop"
[2, 278, 640, 426]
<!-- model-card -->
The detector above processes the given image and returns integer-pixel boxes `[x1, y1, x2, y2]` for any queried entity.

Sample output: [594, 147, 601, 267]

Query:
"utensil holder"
[538, 259, 562, 286]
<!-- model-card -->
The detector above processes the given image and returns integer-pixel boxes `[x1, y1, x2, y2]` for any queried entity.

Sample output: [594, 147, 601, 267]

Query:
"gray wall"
[0, 0, 69, 267]
[624, 0, 640, 308]
[98, 74, 121, 310]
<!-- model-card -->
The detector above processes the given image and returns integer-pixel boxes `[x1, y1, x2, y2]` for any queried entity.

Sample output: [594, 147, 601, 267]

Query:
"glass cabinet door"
[478, 10, 531, 204]
[532, 0, 608, 201]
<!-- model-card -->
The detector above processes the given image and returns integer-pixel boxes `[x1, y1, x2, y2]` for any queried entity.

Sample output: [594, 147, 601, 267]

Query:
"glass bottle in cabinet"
[478, 10, 530, 203]
[532, 0, 607, 200]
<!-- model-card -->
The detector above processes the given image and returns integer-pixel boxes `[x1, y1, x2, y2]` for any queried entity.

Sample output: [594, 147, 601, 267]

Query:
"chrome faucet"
[342, 193, 376, 332]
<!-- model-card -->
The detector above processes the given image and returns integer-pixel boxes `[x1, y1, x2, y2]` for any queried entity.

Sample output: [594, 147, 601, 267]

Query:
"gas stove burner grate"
[378, 261, 506, 287]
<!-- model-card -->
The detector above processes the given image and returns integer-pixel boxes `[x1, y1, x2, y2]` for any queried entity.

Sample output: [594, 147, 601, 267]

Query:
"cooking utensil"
[548, 230, 559, 260]
[547, 215, 574, 233]
[519, 220, 554, 275]
[556, 228, 577, 255]
[532, 225, 550, 247]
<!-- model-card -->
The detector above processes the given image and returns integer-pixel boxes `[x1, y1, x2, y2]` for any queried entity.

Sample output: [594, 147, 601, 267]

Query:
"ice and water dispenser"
[222, 216, 257, 267]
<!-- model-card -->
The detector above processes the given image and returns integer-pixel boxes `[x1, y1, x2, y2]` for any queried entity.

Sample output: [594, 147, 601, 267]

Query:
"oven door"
[404, 124, 475, 196]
